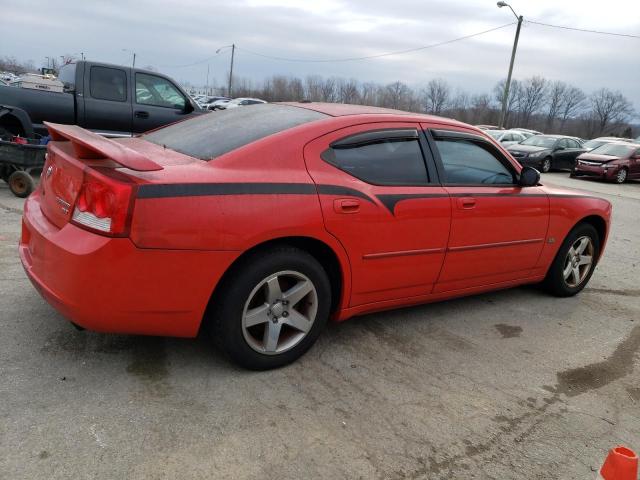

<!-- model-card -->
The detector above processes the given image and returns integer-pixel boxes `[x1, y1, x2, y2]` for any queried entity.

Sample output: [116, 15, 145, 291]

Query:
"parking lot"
[0, 173, 638, 479]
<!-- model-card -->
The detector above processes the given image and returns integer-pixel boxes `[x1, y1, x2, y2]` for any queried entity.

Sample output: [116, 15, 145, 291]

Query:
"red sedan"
[20, 103, 611, 369]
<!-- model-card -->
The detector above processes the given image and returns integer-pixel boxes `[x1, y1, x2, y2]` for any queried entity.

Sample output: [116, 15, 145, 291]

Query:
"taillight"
[71, 168, 136, 237]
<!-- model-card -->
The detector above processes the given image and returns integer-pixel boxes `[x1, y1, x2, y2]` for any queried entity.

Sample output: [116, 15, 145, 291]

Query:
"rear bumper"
[20, 192, 238, 337]
[573, 163, 617, 180]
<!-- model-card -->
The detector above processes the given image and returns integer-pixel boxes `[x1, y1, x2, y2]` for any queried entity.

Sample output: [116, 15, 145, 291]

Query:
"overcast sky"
[3, 0, 639, 111]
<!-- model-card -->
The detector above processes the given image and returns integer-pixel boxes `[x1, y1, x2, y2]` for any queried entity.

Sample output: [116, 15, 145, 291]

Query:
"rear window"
[143, 104, 328, 160]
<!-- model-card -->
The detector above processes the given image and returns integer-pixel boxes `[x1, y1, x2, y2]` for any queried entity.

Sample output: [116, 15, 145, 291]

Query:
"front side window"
[136, 73, 186, 109]
[90, 66, 127, 102]
[321, 130, 429, 186]
[434, 139, 515, 185]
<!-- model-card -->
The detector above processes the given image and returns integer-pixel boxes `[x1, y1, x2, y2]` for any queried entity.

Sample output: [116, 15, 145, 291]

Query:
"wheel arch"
[0, 107, 33, 138]
[576, 214, 607, 259]
[203, 235, 349, 331]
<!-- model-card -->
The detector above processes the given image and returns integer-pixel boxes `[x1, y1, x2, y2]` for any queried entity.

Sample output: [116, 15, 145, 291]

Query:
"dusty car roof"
[279, 102, 471, 131]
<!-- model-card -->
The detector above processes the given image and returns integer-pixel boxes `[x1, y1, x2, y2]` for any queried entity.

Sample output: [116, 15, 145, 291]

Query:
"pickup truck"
[0, 61, 203, 138]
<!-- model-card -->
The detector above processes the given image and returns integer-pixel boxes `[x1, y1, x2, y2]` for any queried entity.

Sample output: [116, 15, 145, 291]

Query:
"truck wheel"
[0, 126, 12, 140]
[208, 246, 331, 370]
[8, 171, 35, 198]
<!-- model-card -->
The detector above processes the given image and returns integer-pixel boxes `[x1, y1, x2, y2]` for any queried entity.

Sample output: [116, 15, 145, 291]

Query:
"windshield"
[589, 143, 636, 157]
[486, 130, 502, 139]
[583, 140, 606, 150]
[144, 104, 327, 160]
[520, 136, 556, 148]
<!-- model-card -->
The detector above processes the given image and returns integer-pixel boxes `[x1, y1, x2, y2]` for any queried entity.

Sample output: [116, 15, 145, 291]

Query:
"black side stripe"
[316, 184, 375, 203]
[377, 193, 447, 214]
[137, 183, 606, 210]
[138, 182, 316, 199]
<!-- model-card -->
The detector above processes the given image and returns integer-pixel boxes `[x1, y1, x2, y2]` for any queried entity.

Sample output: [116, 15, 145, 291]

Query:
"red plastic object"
[12, 136, 28, 145]
[599, 446, 638, 480]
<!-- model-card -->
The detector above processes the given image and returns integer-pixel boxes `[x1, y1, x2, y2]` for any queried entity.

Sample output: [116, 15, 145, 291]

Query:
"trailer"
[0, 139, 46, 197]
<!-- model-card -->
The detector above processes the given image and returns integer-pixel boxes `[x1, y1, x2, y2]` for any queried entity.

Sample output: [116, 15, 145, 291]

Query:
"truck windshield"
[143, 104, 328, 160]
[58, 63, 77, 90]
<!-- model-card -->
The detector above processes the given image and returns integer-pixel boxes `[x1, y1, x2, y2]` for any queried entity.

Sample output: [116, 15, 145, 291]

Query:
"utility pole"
[132, 53, 136, 68]
[206, 64, 210, 95]
[228, 43, 235, 98]
[497, 2, 523, 129]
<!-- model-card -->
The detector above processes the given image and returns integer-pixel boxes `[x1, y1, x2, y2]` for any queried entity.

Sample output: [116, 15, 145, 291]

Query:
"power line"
[235, 22, 516, 63]
[527, 20, 640, 39]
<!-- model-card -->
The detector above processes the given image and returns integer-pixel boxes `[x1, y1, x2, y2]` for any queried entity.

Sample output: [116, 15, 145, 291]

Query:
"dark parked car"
[573, 142, 640, 183]
[507, 135, 586, 173]
[0, 61, 203, 138]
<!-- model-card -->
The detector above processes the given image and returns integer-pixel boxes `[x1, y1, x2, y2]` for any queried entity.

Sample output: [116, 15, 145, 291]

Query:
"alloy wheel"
[242, 270, 318, 355]
[563, 236, 594, 288]
[542, 158, 551, 173]
[616, 168, 627, 184]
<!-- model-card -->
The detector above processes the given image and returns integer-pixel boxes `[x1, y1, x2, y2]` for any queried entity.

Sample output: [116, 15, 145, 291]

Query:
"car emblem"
[56, 196, 71, 214]
[46, 165, 54, 178]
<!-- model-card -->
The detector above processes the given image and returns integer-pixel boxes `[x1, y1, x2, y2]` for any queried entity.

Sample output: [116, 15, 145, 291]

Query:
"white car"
[583, 137, 636, 151]
[485, 129, 527, 146]
[222, 98, 267, 109]
[207, 99, 231, 110]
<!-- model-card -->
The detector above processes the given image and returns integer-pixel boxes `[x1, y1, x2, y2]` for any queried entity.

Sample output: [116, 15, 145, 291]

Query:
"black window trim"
[134, 72, 187, 109]
[427, 128, 520, 187]
[89, 65, 128, 103]
[321, 127, 437, 187]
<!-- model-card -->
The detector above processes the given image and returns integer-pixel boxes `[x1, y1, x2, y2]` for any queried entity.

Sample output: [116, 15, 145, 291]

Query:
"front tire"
[543, 223, 600, 297]
[208, 246, 331, 370]
[541, 157, 552, 173]
[614, 168, 628, 184]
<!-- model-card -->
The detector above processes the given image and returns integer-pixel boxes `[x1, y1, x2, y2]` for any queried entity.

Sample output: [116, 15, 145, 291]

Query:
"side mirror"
[183, 99, 195, 113]
[519, 166, 540, 187]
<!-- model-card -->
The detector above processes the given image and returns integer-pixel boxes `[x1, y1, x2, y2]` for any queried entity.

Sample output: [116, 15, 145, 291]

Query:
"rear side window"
[321, 129, 429, 185]
[435, 138, 515, 185]
[90, 66, 127, 102]
[144, 104, 327, 160]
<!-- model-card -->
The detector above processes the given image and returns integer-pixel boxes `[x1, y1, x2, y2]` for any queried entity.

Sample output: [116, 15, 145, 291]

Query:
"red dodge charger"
[20, 103, 611, 369]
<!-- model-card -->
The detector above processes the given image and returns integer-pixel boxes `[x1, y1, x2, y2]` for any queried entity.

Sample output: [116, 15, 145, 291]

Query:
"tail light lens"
[71, 168, 137, 237]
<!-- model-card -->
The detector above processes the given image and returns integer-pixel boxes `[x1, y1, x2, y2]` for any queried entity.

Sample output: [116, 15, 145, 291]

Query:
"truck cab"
[0, 61, 202, 138]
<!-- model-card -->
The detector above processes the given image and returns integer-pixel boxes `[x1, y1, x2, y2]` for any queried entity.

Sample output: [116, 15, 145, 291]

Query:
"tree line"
[2, 55, 636, 139]
[210, 74, 636, 139]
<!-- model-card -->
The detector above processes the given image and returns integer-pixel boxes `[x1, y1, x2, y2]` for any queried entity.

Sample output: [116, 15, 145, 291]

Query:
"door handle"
[457, 197, 476, 209]
[134, 111, 149, 119]
[334, 198, 360, 214]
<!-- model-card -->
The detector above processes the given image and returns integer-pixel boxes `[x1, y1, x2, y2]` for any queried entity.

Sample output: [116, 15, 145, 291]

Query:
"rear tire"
[208, 246, 331, 370]
[8, 170, 35, 198]
[543, 223, 600, 297]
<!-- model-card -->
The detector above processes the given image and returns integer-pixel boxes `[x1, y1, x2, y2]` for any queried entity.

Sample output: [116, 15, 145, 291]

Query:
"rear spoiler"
[44, 122, 163, 172]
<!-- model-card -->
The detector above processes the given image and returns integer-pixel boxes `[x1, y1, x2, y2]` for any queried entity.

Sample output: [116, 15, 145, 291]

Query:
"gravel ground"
[0, 172, 638, 479]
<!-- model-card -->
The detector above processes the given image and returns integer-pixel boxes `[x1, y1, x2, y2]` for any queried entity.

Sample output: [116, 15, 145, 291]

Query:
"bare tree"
[382, 81, 411, 110]
[320, 77, 337, 102]
[558, 86, 586, 130]
[545, 80, 567, 131]
[304, 75, 324, 102]
[422, 78, 450, 115]
[589, 88, 634, 135]
[358, 82, 377, 106]
[514, 76, 548, 128]
[337, 78, 360, 104]
[493, 79, 520, 127]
